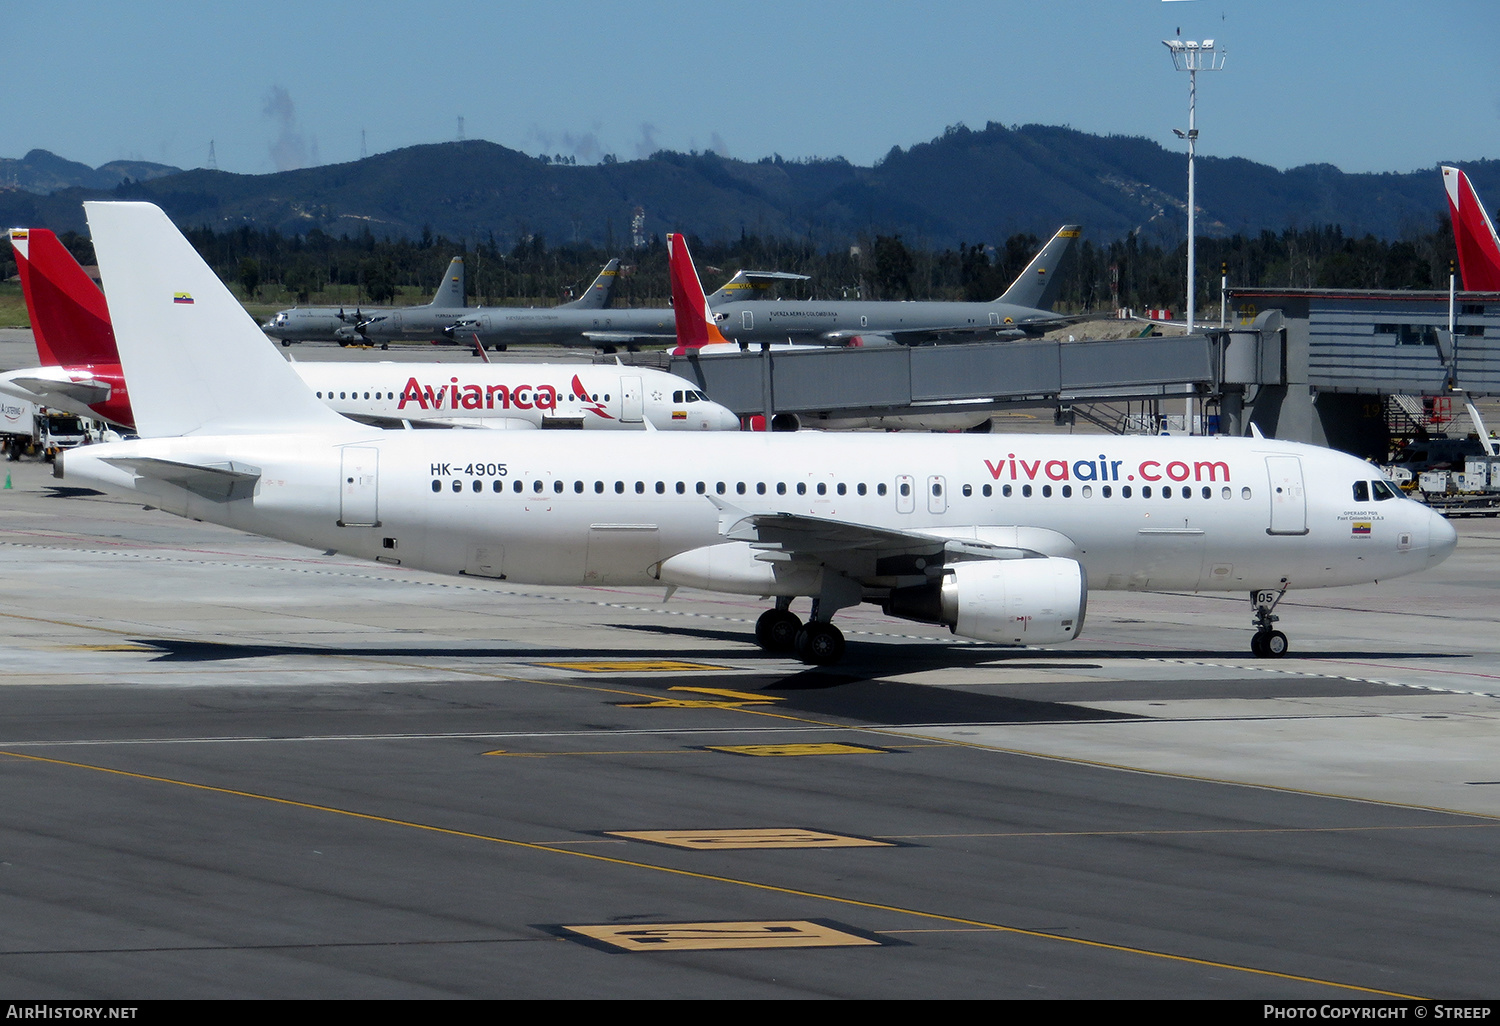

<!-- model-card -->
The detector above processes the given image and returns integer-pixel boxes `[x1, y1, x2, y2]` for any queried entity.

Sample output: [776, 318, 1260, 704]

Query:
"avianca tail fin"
[1443, 166, 1500, 292]
[995, 225, 1082, 310]
[428, 256, 466, 308]
[83, 202, 349, 437]
[667, 234, 730, 355]
[561, 258, 620, 310]
[10, 228, 119, 368]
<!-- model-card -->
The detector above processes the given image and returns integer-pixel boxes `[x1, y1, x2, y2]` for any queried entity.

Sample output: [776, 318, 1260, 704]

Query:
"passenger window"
[676, 482, 685, 494]
[1103, 485, 1112, 498]
[1221, 487, 1230, 499]
[575, 481, 584, 493]
[837, 483, 846, 496]
[797, 483, 807, 495]
[595, 481, 604, 493]
[431, 480, 441, 493]
[777, 482, 787, 495]
[696, 482, 705, 494]
[899, 482, 911, 497]
[473, 481, 482, 493]
[857, 483, 867, 496]
[1022, 485, 1032, 497]
[1143, 486, 1153, 498]
[1002, 484, 1011, 497]
[1042, 485, 1052, 497]
[656, 482, 665, 494]
[615, 481, 625, 493]
[1161, 486, 1171, 498]
[877, 483, 887, 496]
[962, 484, 972, 497]
[636, 482, 645, 494]
[817, 483, 826, 495]
[716, 482, 726, 494]
[513, 480, 523, 494]
[1241, 487, 1252, 499]
[1122, 486, 1133, 498]
[493, 480, 503, 493]
[534, 480, 544, 493]
[1061, 485, 1071, 498]
[451, 480, 461, 493]
[757, 483, 766, 495]
[736, 482, 746, 495]
[932, 483, 942, 496]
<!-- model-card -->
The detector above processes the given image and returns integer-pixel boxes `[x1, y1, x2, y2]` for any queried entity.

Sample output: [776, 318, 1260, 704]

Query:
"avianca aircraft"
[60, 202, 1457, 664]
[3, 229, 738, 433]
[1442, 166, 1500, 292]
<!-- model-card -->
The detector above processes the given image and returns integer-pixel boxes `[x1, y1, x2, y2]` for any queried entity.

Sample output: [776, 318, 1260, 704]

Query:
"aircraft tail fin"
[667, 234, 730, 355]
[995, 225, 1082, 310]
[561, 258, 620, 310]
[10, 228, 119, 368]
[1443, 167, 1500, 292]
[428, 256, 466, 308]
[83, 201, 350, 437]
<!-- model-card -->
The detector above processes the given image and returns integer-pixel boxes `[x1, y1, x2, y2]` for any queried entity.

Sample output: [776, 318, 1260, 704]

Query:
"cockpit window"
[1371, 480, 1398, 501]
[1352, 481, 1369, 502]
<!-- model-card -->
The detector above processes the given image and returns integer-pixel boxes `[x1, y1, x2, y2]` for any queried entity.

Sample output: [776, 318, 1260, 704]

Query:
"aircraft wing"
[102, 457, 261, 503]
[711, 500, 1042, 584]
[581, 330, 675, 344]
[817, 318, 1076, 346]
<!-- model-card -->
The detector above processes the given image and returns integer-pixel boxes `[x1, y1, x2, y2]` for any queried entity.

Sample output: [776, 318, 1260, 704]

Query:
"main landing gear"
[1250, 583, 1289, 658]
[754, 598, 846, 665]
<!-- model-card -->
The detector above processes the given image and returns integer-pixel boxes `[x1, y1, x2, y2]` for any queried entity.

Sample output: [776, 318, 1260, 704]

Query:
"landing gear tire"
[1252, 630, 1288, 658]
[795, 622, 845, 665]
[755, 609, 801, 653]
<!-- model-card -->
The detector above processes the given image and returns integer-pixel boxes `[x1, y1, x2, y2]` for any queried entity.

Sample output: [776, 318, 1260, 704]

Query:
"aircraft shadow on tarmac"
[121, 635, 1138, 726]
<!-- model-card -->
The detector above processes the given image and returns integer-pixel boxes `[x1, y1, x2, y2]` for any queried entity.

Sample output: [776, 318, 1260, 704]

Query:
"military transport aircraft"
[261, 257, 466, 346]
[705, 226, 1084, 347]
[59, 202, 1456, 665]
[3, 229, 738, 433]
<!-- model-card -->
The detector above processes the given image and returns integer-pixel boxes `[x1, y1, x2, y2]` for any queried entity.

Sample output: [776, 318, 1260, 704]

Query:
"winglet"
[996, 225, 1082, 311]
[83, 201, 351, 437]
[667, 234, 730, 355]
[1442, 167, 1500, 292]
[11, 228, 119, 368]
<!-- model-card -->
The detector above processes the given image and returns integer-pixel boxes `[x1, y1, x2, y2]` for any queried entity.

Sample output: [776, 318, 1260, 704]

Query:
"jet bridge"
[668, 331, 1234, 428]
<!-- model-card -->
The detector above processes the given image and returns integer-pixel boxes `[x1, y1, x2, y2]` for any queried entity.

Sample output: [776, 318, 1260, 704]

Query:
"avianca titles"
[59, 202, 1457, 666]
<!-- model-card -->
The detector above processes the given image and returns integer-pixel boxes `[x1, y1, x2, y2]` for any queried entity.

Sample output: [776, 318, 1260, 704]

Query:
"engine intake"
[883, 557, 1086, 645]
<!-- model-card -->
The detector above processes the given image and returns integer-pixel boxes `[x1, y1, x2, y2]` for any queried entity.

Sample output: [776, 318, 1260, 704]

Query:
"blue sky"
[6, 1, 1497, 177]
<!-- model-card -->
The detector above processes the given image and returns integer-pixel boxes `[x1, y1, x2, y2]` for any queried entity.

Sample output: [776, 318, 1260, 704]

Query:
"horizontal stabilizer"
[104, 456, 261, 502]
[5, 375, 112, 406]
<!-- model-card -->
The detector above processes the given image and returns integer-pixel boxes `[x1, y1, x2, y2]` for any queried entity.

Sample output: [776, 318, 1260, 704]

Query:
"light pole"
[1163, 37, 1226, 334]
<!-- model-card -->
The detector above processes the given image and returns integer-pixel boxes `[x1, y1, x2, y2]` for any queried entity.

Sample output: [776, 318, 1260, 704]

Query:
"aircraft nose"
[707, 403, 741, 430]
[1427, 507, 1458, 564]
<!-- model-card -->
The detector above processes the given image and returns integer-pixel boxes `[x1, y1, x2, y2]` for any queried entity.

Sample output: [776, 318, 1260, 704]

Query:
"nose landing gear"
[1250, 582, 1290, 658]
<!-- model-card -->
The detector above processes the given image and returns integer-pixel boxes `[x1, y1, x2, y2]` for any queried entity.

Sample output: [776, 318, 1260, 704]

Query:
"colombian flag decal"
[672, 410, 687, 420]
[173, 293, 194, 305]
[1352, 522, 1372, 536]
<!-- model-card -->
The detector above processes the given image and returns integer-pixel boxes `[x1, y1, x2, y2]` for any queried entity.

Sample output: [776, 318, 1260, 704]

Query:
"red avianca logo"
[394, 374, 614, 419]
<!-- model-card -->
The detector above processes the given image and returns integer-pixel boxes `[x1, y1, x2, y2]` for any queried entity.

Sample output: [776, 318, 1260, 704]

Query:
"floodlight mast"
[1163, 38, 1226, 338]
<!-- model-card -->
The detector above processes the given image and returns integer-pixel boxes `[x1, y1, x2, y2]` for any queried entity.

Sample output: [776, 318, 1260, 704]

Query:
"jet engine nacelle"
[883, 557, 1087, 646]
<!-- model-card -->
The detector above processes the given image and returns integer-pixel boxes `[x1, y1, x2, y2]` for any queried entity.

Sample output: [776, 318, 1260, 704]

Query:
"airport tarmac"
[3, 450, 1500, 999]
[3, 328, 1500, 998]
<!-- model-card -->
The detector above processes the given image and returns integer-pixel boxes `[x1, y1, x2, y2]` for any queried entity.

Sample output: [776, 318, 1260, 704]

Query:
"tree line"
[5, 215, 1461, 316]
